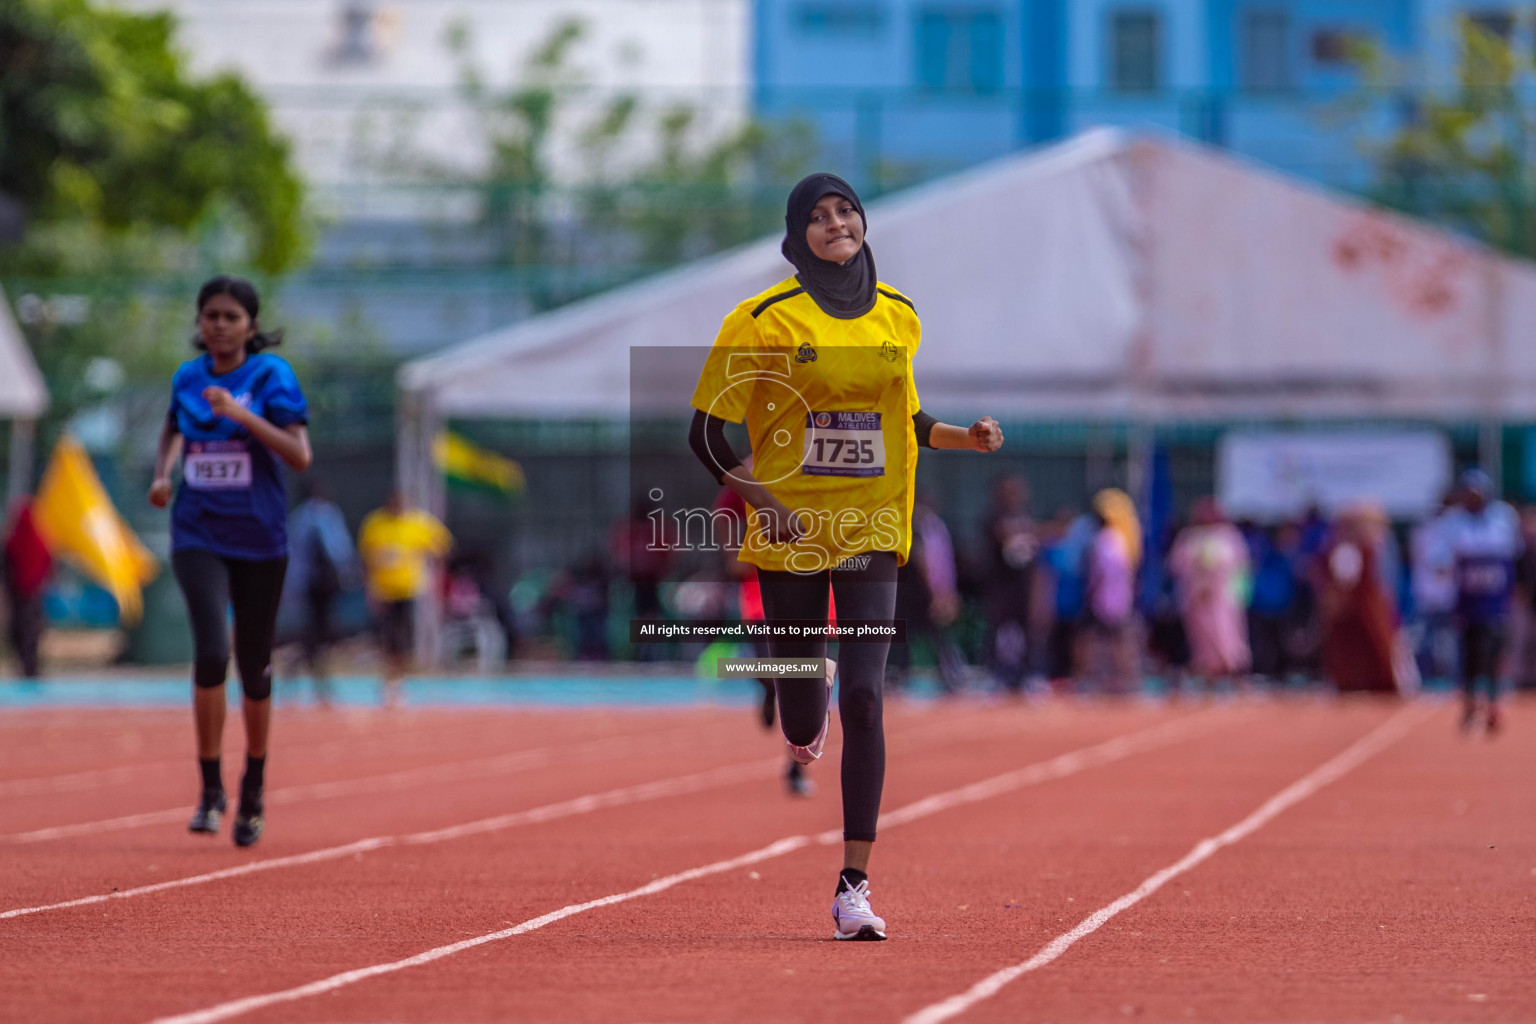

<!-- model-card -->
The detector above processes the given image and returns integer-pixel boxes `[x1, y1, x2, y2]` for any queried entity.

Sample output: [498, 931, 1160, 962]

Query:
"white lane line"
[0, 757, 781, 920]
[0, 761, 184, 798]
[0, 723, 715, 844]
[0, 749, 561, 842]
[148, 837, 816, 1024]
[0, 704, 759, 796]
[0, 699, 1051, 803]
[0, 721, 577, 798]
[0, 711, 524, 772]
[0, 694, 1048, 844]
[0, 724, 484, 797]
[900, 704, 1428, 1024]
[141, 712, 1221, 1024]
[0, 699, 1048, 918]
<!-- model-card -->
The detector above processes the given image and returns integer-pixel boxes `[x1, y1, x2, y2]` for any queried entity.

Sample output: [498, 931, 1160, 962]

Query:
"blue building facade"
[754, 0, 1509, 191]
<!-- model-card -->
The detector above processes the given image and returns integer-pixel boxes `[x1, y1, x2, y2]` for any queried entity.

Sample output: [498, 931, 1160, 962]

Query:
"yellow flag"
[33, 435, 159, 625]
[434, 431, 525, 498]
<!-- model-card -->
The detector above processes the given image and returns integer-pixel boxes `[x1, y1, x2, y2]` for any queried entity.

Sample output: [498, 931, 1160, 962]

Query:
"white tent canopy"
[401, 128, 1536, 428]
[0, 286, 47, 419]
[398, 127, 1536, 661]
[0, 285, 50, 501]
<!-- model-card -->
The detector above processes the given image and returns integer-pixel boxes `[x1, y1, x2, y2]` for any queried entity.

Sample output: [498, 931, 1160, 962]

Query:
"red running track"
[1, 693, 1531, 1023]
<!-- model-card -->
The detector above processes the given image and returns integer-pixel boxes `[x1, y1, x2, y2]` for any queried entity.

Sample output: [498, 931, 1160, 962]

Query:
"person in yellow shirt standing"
[688, 172, 1004, 940]
[358, 491, 452, 707]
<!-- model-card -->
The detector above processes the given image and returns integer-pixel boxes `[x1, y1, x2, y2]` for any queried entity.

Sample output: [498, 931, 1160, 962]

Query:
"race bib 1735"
[184, 441, 253, 490]
[803, 411, 885, 478]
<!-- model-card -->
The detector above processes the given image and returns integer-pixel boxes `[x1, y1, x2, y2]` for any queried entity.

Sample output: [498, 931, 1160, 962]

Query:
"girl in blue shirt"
[149, 276, 312, 847]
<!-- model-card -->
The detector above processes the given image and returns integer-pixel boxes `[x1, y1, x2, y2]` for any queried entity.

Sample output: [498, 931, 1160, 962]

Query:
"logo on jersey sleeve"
[796, 342, 817, 363]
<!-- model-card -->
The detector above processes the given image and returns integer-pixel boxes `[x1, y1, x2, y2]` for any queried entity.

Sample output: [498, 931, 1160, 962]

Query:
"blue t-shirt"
[168, 353, 308, 560]
[1249, 544, 1297, 615]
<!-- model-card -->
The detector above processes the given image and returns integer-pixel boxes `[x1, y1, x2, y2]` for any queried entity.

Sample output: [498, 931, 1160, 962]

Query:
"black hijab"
[781, 172, 877, 319]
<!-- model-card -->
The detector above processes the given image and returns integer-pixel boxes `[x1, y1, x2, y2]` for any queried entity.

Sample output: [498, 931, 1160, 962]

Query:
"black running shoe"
[785, 761, 816, 798]
[233, 785, 264, 848]
[232, 806, 264, 847]
[1460, 700, 1479, 733]
[188, 789, 226, 834]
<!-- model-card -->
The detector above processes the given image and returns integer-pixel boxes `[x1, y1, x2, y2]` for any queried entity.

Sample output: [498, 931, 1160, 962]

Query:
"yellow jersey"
[357, 508, 452, 602]
[690, 275, 922, 574]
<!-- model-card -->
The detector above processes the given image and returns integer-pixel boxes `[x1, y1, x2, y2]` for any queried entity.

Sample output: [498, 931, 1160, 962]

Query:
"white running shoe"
[786, 658, 836, 765]
[832, 878, 887, 941]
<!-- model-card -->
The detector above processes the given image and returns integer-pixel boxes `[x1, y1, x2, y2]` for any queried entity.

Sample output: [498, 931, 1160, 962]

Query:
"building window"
[1466, 9, 1515, 41]
[1241, 8, 1292, 92]
[1110, 10, 1162, 92]
[1311, 28, 1365, 65]
[917, 9, 1005, 93]
[331, 2, 380, 64]
[797, 4, 883, 34]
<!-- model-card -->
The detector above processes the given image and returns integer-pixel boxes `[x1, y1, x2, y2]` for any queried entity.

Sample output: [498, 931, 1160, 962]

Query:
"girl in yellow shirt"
[358, 493, 453, 706]
[689, 173, 1003, 940]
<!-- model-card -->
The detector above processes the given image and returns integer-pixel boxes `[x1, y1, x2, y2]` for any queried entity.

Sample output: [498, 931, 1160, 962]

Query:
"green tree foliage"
[0, 0, 306, 274]
[598, 107, 817, 268]
[1, 0, 310, 458]
[1360, 14, 1536, 256]
[437, 17, 815, 300]
[446, 17, 585, 269]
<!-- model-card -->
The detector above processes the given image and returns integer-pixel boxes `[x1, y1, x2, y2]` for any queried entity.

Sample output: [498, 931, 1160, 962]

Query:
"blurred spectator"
[1514, 505, 1536, 690]
[1246, 523, 1300, 680]
[442, 551, 517, 668]
[1446, 469, 1523, 731]
[1298, 504, 1330, 560]
[981, 476, 1039, 693]
[1276, 522, 1319, 675]
[1409, 494, 1460, 684]
[358, 491, 453, 706]
[1376, 519, 1407, 621]
[612, 492, 674, 661]
[1041, 507, 1094, 682]
[286, 480, 358, 706]
[1317, 503, 1397, 694]
[3, 498, 52, 678]
[1082, 488, 1141, 693]
[890, 492, 965, 694]
[1142, 539, 1190, 689]
[1169, 498, 1250, 688]
[544, 552, 612, 660]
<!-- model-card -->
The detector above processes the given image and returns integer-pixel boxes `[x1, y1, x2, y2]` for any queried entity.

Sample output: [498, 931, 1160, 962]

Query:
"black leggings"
[758, 551, 897, 843]
[1461, 621, 1506, 703]
[171, 549, 287, 700]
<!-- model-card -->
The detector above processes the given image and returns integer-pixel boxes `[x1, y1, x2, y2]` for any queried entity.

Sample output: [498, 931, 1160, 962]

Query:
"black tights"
[171, 549, 287, 700]
[1461, 621, 1505, 704]
[758, 552, 897, 842]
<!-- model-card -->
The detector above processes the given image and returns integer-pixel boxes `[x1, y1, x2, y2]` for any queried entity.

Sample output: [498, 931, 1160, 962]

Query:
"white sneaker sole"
[786, 658, 836, 765]
[833, 923, 887, 941]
